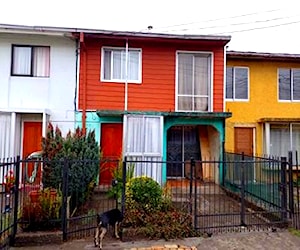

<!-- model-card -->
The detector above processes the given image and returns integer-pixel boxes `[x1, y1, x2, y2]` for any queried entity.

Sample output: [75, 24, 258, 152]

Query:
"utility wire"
[160, 14, 300, 33]
[146, 8, 281, 32]
[212, 19, 300, 34]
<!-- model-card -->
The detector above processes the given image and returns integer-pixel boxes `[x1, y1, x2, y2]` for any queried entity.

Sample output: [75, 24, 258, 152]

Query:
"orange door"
[100, 123, 123, 184]
[22, 121, 42, 184]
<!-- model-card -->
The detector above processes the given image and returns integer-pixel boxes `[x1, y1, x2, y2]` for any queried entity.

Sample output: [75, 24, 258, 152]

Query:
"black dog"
[94, 208, 123, 249]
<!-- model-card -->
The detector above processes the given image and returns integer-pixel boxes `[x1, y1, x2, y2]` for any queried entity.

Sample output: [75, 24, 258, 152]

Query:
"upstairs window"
[278, 68, 300, 101]
[226, 67, 249, 100]
[177, 52, 212, 112]
[101, 47, 141, 83]
[11, 45, 50, 77]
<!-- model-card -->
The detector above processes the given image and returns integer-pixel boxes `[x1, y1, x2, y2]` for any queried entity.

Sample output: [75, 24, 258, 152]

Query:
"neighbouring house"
[225, 51, 300, 162]
[0, 24, 77, 161]
[75, 30, 231, 185]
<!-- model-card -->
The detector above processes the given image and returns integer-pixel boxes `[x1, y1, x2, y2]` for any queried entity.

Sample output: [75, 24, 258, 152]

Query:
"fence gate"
[192, 154, 289, 234]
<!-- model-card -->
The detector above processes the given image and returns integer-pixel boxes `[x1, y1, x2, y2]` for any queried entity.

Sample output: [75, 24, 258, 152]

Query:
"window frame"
[226, 66, 249, 101]
[11, 44, 50, 78]
[175, 50, 213, 112]
[278, 68, 300, 102]
[100, 46, 142, 84]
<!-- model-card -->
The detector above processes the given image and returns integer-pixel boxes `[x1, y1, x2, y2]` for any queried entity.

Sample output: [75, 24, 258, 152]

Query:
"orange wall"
[79, 38, 225, 112]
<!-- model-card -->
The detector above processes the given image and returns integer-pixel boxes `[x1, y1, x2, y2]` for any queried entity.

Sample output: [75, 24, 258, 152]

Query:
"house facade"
[225, 51, 300, 161]
[0, 24, 77, 160]
[75, 31, 231, 184]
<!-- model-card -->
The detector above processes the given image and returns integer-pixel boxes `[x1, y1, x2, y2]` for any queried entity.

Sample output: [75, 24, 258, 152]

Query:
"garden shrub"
[126, 176, 162, 211]
[124, 176, 200, 240]
[42, 123, 100, 213]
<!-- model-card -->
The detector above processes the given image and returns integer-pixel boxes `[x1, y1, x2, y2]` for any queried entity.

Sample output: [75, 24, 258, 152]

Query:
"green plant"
[42, 123, 100, 213]
[107, 160, 135, 201]
[126, 176, 162, 211]
[21, 188, 62, 231]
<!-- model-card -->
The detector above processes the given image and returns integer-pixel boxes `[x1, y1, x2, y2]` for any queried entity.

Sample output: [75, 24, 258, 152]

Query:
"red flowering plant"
[4, 170, 15, 193]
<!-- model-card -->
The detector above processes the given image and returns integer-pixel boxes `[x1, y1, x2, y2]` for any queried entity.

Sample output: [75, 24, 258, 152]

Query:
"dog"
[94, 208, 123, 249]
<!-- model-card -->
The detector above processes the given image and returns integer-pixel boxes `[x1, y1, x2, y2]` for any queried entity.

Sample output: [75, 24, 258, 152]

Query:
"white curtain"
[194, 56, 209, 111]
[105, 49, 139, 81]
[125, 115, 163, 184]
[113, 50, 122, 79]
[178, 54, 192, 110]
[270, 124, 290, 157]
[12, 47, 31, 75]
[128, 51, 139, 81]
[177, 53, 210, 111]
[33, 47, 50, 77]
[0, 114, 11, 159]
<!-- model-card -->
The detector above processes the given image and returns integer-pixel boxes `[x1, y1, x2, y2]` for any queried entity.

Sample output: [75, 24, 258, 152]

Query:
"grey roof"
[0, 23, 231, 42]
[227, 50, 300, 61]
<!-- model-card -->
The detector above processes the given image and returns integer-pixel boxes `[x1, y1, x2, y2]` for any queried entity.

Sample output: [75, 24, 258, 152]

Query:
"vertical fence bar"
[121, 157, 127, 216]
[240, 153, 246, 226]
[11, 156, 20, 246]
[189, 159, 193, 216]
[191, 158, 197, 229]
[288, 151, 294, 214]
[280, 157, 287, 223]
[62, 158, 69, 241]
[296, 151, 300, 229]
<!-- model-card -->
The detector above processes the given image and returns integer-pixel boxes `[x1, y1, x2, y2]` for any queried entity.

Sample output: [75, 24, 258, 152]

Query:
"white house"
[0, 24, 78, 159]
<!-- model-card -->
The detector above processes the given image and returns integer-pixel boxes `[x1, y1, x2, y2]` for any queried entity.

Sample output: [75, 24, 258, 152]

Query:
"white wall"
[0, 33, 77, 135]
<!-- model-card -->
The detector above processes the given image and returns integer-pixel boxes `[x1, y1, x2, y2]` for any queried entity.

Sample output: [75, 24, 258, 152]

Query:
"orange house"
[75, 30, 231, 185]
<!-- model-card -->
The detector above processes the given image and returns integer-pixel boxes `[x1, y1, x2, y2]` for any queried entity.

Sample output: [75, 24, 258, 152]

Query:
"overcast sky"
[1, 0, 300, 54]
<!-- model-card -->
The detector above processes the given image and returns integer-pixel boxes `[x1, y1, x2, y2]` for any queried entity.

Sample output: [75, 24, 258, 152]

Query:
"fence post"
[288, 151, 294, 214]
[240, 152, 246, 227]
[280, 157, 288, 223]
[191, 158, 197, 229]
[62, 158, 69, 241]
[11, 156, 20, 246]
[121, 157, 127, 216]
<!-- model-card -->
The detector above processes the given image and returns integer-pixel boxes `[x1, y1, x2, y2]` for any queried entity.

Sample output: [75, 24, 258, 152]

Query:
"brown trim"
[227, 50, 300, 62]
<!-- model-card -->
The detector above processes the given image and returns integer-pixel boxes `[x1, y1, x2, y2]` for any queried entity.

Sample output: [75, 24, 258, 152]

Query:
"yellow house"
[225, 51, 300, 160]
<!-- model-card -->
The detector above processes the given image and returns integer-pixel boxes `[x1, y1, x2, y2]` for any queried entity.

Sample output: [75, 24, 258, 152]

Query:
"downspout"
[74, 39, 79, 113]
[123, 39, 129, 160]
[80, 32, 87, 134]
[124, 39, 129, 111]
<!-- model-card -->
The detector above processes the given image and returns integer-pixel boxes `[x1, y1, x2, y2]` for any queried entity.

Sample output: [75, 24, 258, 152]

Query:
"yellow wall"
[225, 59, 300, 155]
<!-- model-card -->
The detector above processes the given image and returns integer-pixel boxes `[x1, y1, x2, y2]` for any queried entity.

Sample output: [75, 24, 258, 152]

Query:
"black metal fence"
[0, 152, 299, 248]
[0, 157, 20, 250]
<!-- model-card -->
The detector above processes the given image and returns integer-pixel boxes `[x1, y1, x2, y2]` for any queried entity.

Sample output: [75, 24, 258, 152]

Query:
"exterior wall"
[0, 33, 76, 133]
[79, 38, 226, 112]
[225, 59, 300, 155]
[0, 33, 77, 157]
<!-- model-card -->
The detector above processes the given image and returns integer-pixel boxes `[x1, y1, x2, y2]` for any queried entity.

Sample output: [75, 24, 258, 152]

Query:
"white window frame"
[11, 45, 50, 77]
[278, 68, 300, 102]
[101, 46, 142, 83]
[175, 51, 213, 112]
[265, 122, 300, 162]
[226, 66, 249, 101]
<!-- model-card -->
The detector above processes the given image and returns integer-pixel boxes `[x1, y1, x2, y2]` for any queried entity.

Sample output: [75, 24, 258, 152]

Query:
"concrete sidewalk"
[10, 229, 300, 250]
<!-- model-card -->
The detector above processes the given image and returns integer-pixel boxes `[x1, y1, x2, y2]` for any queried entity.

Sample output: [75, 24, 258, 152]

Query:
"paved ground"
[10, 229, 300, 250]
